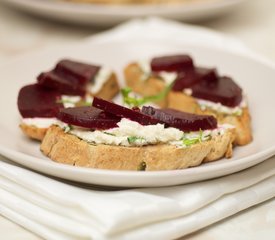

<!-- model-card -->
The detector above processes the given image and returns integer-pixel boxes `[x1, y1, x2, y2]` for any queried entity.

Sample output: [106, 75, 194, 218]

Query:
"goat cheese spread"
[138, 60, 177, 84]
[68, 118, 233, 147]
[22, 118, 58, 128]
[197, 97, 247, 116]
[88, 67, 112, 94]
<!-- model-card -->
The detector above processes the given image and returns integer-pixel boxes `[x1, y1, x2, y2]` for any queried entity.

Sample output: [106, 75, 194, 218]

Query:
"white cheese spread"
[197, 97, 247, 116]
[138, 60, 177, 84]
[22, 118, 58, 128]
[88, 67, 112, 94]
[68, 118, 233, 147]
[61, 95, 82, 108]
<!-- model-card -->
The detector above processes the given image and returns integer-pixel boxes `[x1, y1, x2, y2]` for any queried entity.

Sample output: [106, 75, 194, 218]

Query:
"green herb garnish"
[103, 132, 115, 136]
[121, 82, 173, 107]
[182, 129, 204, 147]
[183, 138, 200, 147]
[138, 162, 146, 171]
[127, 136, 145, 144]
[63, 125, 73, 133]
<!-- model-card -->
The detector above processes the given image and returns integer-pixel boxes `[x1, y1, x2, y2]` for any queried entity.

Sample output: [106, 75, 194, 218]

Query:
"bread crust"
[40, 125, 235, 171]
[20, 124, 47, 141]
[93, 72, 120, 100]
[124, 63, 252, 146]
[20, 72, 120, 141]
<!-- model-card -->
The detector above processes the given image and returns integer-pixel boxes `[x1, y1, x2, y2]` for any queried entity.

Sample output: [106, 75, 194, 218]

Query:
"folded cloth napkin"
[1, 18, 275, 239]
[0, 156, 275, 240]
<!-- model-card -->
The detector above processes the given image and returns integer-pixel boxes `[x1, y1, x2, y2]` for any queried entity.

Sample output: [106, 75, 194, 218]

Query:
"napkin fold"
[1, 17, 275, 239]
[0, 157, 275, 240]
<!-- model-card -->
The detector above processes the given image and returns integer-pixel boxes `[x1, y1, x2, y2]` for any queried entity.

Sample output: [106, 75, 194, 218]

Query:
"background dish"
[0, 39, 275, 187]
[1, 0, 247, 26]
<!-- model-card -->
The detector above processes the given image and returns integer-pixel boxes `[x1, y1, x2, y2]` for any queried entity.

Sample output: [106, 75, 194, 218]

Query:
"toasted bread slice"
[20, 124, 47, 141]
[40, 125, 235, 171]
[21, 72, 120, 141]
[92, 72, 120, 100]
[124, 63, 252, 146]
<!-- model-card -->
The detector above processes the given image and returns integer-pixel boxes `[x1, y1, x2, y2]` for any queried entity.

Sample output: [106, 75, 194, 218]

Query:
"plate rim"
[1, 39, 275, 187]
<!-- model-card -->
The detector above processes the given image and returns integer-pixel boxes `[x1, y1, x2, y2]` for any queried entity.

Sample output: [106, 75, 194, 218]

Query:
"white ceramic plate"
[0, 39, 275, 187]
[2, 0, 246, 26]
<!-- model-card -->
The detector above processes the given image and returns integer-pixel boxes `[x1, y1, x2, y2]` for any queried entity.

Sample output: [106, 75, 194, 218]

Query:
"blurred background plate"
[1, 0, 247, 26]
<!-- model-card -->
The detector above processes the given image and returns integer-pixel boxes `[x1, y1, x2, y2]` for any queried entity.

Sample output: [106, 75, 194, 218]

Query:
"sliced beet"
[192, 76, 242, 107]
[172, 67, 217, 91]
[92, 97, 160, 125]
[141, 106, 217, 131]
[17, 84, 63, 118]
[37, 59, 100, 96]
[37, 71, 86, 96]
[57, 106, 120, 129]
[151, 55, 194, 72]
[55, 59, 100, 85]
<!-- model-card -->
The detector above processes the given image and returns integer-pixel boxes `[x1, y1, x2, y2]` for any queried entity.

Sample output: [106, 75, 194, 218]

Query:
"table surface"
[0, 0, 275, 239]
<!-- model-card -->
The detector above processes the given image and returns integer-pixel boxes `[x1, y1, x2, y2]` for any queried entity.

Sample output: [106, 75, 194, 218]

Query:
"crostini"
[40, 98, 235, 171]
[18, 59, 120, 140]
[124, 54, 252, 145]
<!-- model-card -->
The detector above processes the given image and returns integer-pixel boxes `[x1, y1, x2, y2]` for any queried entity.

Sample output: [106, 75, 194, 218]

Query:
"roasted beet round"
[37, 59, 100, 96]
[37, 71, 86, 96]
[151, 55, 194, 72]
[57, 106, 120, 129]
[172, 67, 217, 91]
[92, 97, 160, 125]
[141, 106, 217, 131]
[17, 84, 63, 118]
[192, 76, 243, 107]
[55, 59, 100, 85]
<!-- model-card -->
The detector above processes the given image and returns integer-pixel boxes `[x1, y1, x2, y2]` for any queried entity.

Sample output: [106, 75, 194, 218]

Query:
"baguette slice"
[20, 72, 120, 141]
[124, 63, 252, 146]
[40, 125, 235, 171]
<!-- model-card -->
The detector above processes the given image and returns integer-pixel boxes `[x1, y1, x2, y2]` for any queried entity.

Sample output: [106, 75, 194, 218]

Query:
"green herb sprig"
[121, 82, 173, 107]
[127, 136, 145, 144]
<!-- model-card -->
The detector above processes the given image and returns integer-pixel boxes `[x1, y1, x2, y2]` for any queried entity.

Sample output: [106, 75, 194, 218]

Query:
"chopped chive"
[138, 162, 146, 171]
[127, 136, 145, 144]
[121, 82, 173, 107]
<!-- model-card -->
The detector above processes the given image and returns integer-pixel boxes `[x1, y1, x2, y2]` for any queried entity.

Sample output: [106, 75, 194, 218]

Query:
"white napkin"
[1, 18, 275, 239]
[0, 156, 275, 240]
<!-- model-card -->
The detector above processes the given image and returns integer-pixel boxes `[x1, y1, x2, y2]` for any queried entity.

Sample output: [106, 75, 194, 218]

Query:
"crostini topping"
[57, 106, 120, 130]
[22, 118, 59, 128]
[151, 55, 194, 72]
[55, 59, 100, 85]
[37, 59, 101, 96]
[139, 55, 243, 108]
[18, 84, 63, 118]
[121, 83, 172, 107]
[92, 97, 160, 125]
[141, 106, 217, 131]
[67, 118, 231, 147]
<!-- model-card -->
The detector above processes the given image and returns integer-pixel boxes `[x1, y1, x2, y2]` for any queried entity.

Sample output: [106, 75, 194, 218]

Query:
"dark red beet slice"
[57, 106, 120, 129]
[151, 55, 194, 72]
[141, 106, 217, 131]
[172, 67, 217, 91]
[55, 59, 100, 85]
[18, 84, 63, 118]
[37, 59, 100, 96]
[37, 71, 86, 96]
[192, 76, 242, 107]
[92, 97, 160, 125]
